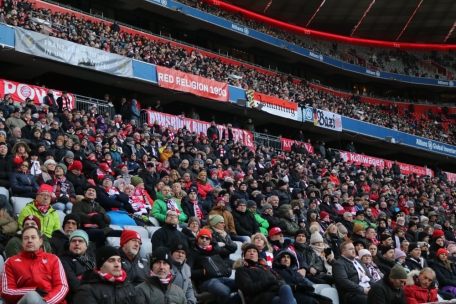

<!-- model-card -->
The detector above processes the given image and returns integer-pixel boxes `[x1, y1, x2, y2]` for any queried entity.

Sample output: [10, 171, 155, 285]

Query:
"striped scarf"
[96, 268, 126, 283]
[149, 271, 172, 284]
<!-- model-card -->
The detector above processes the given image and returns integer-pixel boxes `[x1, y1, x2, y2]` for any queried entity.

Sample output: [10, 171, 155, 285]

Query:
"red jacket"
[196, 180, 213, 199]
[403, 280, 438, 304]
[1, 249, 69, 304]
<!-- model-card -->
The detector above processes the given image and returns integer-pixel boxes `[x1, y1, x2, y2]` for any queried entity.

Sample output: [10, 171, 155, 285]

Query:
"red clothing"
[329, 174, 340, 185]
[2, 248, 69, 304]
[403, 281, 437, 304]
[196, 180, 213, 199]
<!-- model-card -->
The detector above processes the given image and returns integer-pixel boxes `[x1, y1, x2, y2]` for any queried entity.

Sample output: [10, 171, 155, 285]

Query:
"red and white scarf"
[149, 271, 172, 284]
[34, 201, 50, 215]
[96, 268, 127, 283]
[218, 147, 225, 158]
[191, 200, 204, 219]
[168, 132, 174, 141]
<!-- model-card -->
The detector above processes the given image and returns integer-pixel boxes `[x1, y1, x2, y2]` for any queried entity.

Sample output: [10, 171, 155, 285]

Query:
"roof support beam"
[306, 0, 326, 27]
[263, 0, 274, 13]
[350, 0, 375, 36]
[396, 0, 424, 41]
[444, 21, 456, 43]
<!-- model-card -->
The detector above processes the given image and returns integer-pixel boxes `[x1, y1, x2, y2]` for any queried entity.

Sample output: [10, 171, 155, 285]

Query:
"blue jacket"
[10, 170, 40, 195]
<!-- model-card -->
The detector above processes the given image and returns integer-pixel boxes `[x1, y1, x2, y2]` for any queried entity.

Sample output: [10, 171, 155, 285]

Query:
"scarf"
[218, 147, 225, 157]
[213, 227, 227, 239]
[34, 201, 50, 215]
[53, 176, 68, 197]
[150, 271, 173, 284]
[76, 255, 96, 271]
[61, 96, 71, 109]
[310, 244, 325, 254]
[168, 132, 174, 141]
[96, 268, 127, 283]
[197, 244, 213, 251]
[191, 200, 204, 219]
[366, 263, 382, 282]
[165, 198, 180, 214]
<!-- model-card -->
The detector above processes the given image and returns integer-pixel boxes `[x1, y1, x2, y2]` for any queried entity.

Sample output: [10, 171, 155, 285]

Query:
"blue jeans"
[52, 202, 73, 213]
[199, 277, 237, 304]
[270, 285, 296, 304]
[18, 291, 47, 304]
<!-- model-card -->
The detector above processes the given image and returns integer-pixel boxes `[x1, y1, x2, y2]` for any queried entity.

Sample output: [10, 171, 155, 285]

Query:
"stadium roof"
[227, 0, 456, 44]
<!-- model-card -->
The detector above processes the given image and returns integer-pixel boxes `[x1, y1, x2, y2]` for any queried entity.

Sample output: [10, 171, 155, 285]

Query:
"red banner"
[146, 110, 254, 149]
[0, 79, 75, 109]
[446, 172, 456, 182]
[384, 160, 433, 177]
[156, 66, 229, 102]
[339, 151, 386, 169]
[281, 138, 314, 154]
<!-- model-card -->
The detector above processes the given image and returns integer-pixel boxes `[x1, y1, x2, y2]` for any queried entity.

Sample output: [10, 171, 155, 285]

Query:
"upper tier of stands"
[2, 0, 456, 147]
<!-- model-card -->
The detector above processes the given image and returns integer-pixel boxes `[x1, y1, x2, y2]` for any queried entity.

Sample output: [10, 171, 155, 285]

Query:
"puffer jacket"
[234, 258, 285, 304]
[10, 170, 40, 195]
[17, 201, 60, 238]
[272, 248, 312, 289]
[71, 199, 112, 233]
[59, 250, 95, 303]
[66, 171, 92, 196]
[232, 209, 260, 237]
[430, 258, 456, 287]
[74, 270, 137, 304]
[0, 207, 18, 236]
[403, 270, 438, 304]
[278, 204, 300, 237]
[135, 275, 186, 304]
[195, 179, 213, 199]
[208, 226, 237, 260]
[249, 209, 269, 235]
[2, 248, 69, 304]
[186, 242, 232, 283]
[271, 188, 291, 206]
[209, 204, 236, 234]
[151, 191, 187, 224]
[119, 248, 149, 286]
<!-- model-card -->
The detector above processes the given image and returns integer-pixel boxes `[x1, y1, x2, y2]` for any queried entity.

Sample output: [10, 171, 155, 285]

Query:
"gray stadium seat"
[139, 240, 152, 259]
[11, 197, 32, 217]
[238, 289, 247, 304]
[109, 225, 123, 230]
[313, 284, 331, 294]
[123, 226, 149, 239]
[320, 287, 339, 304]
[148, 216, 161, 227]
[0, 186, 10, 201]
[145, 226, 161, 238]
[56, 210, 66, 227]
[106, 237, 120, 247]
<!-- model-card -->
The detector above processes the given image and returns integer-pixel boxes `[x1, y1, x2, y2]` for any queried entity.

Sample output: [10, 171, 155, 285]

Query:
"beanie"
[120, 230, 142, 247]
[96, 245, 120, 268]
[246, 200, 256, 208]
[187, 216, 200, 226]
[37, 184, 54, 195]
[209, 214, 224, 227]
[319, 211, 329, 220]
[170, 239, 189, 255]
[379, 245, 394, 255]
[437, 248, 449, 257]
[69, 160, 83, 171]
[418, 232, 429, 242]
[22, 215, 41, 231]
[262, 203, 272, 210]
[63, 151, 74, 159]
[243, 243, 260, 257]
[309, 226, 324, 244]
[381, 234, 392, 241]
[130, 176, 143, 187]
[99, 163, 111, 172]
[43, 159, 56, 167]
[389, 264, 408, 279]
[56, 163, 67, 174]
[420, 216, 429, 222]
[336, 222, 348, 235]
[434, 224, 442, 230]
[63, 213, 80, 228]
[394, 248, 406, 260]
[358, 249, 371, 259]
[197, 228, 212, 241]
[353, 223, 365, 234]
[432, 230, 445, 238]
[408, 221, 417, 228]
[150, 247, 173, 267]
[295, 229, 308, 239]
[268, 227, 282, 238]
[187, 187, 198, 195]
[216, 197, 226, 205]
[408, 242, 420, 253]
[69, 230, 89, 246]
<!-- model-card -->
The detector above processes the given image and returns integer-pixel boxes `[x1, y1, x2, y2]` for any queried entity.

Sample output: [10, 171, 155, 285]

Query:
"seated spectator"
[207, 214, 237, 266]
[251, 232, 274, 267]
[0, 196, 17, 248]
[96, 176, 136, 227]
[278, 204, 299, 237]
[136, 247, 187, 304]
[247, 200, 269, 235]
[358, 249, 383, 282]
[232, 199, 260, 239]
[17, 184, 60, 238]
[307, 225, 335, 285]
[171, 181, 186, 203]
[5, 215, 52, 258]
[261, 202, 287, 232]
[268, 226, 295, 254]
[74, 245, 137, 303]
[152, 185, 187, 226]
[195, 171, 213, 200]
[1, 226, 69, 304]
[59, 230, 95, 303]
[48, 163, 76, 212]
[235, 244, 296, 304]
[92, 162, 115, 185]
[0, 142, 13, 188]
[367, 264, 407, 304]
[138, 161, 160, 198]
[49, 213, 82, 255]
[332, 242, 374, 304]
[66, 160, 92, 200]
[394, 248, 411, 274]
[170, 239, 197, 304]
[432, 248, 456, 296]
[123, 178, 153, 226]
[72, 186, 121, 249]
[181, 186, 207, 226]
[119, 230, 148, 286]
[152, 210, 187, 249]
[10, 160, 40, 198]
[37, 159, 57, 185]
[187, 229, 236, 304]
[324, 223, 344, 259]
[209, 197, 243, 240]
[403, 268, 438, 304]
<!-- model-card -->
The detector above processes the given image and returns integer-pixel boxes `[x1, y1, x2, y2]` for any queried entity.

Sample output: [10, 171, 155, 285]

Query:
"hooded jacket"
[209, 204, 236, 234]
[403, 270, 438, 304]
[278, 204, 300, 237]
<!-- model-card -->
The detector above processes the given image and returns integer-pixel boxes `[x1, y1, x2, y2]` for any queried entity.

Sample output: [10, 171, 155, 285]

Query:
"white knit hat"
[358, 249, 371, 259]
[309, 226, 324, 244]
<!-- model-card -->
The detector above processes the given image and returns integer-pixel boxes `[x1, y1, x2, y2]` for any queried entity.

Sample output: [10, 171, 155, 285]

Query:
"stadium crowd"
[0, 82, 452, 304]
[1, 0, 456, 148]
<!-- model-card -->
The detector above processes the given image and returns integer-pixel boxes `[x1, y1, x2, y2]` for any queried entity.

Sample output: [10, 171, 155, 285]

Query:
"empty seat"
[123, 226, 149, 239]
[109, 225, 123, 230]
[320, 287, 339, 304]
[0, 186, 10, 201]
[148, 216, 161, 227]
[106, 237, 120, 247]
[139, 240, 152, 259]
[0, 255, 4, 274]
[56, 210, 66, 227]
[313, 284, 331, 294]
[11, 197, 32, 217]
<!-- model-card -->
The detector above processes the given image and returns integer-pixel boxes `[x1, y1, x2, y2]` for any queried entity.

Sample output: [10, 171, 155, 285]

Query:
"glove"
[296, 283, 315, 292]
[218, 242, 226, 247]
[35, 288, 48, 297]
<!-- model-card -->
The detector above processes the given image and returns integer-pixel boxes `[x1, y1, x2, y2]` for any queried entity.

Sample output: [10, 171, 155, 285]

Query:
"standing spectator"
[244, 118, 255, 132]
[131, 99, 140, 123]
[207, 121, 219, 141]
[0, 142, 13, 188]
[392, 161, 401, 178]
[120, 97, 131, 121]
[43, 89, 58, 113]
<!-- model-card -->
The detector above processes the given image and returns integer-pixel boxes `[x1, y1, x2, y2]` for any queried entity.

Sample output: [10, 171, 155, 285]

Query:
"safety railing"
[253, 132, 282, 150]
[74, 94, 110, 115]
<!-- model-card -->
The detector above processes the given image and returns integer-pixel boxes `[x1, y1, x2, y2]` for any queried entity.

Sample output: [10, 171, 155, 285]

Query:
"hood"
[279, 204, 292, 219]
[273, 248, 298, 269]
[291, 188, 302, 198]
[233, 258, 244, 270]
[255, 193, 265, 206]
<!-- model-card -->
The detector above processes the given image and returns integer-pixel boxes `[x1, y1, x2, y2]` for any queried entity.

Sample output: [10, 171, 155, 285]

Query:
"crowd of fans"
[1, 0, 456, 148]
[0, 82, 453, 303]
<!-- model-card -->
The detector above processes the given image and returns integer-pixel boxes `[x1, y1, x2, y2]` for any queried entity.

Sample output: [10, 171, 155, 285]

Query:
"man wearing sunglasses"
[187, 228, 237, 304]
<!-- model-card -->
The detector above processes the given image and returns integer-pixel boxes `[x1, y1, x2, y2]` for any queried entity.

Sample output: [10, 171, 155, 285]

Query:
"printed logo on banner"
[316, 109, 342, 132]
[428, 140, 433, 150]
[304, 108, 313, 121]
[20, 32, 36, 51]
[244, 28, 249, 35]
[19, 85, 32, 99]
[161, 0, 167, 6]
[376, 71, 380, 77]
[450, 81, 454, 87]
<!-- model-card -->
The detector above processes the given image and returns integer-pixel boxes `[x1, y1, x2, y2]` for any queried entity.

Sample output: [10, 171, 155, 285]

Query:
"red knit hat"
[320, 211, 330, 220]
[197, 228, 212, 241]
[120, 230, 142, 247]
[433, 229, 445, 238]
[437, 248, 449, 257]
[22, 215, 41, 231]
[37, 184, 53, 195]
[69, 160, 83, 171]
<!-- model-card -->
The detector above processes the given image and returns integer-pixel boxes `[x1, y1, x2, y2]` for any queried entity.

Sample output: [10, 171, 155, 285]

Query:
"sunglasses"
[199, 236, 211, 240]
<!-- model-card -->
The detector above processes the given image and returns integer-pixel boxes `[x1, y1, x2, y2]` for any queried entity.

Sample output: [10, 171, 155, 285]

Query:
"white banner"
[315, 109, 342, 132]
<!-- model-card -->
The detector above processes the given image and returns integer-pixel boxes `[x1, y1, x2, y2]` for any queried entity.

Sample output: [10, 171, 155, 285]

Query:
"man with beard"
[59, 230, 95, 303]
[136, 247, 186, 303]
[119, 230, 149, 286]
[376, 245, 396, 274]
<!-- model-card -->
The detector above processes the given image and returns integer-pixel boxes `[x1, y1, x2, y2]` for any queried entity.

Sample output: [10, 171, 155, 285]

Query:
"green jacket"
[151, 192, 187, 224]
[136, 275, 186, 304]
[353, 218, 377, 229]
[18, 201, 60, 238]
[249, 208, 269, 235]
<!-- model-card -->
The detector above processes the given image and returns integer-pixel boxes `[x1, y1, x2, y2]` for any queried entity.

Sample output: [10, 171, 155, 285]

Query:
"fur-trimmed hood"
[233, 258, 244, 270]
[406, 269, 420, 286]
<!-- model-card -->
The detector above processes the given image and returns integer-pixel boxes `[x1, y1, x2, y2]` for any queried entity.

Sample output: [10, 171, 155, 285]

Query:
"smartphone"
[324, 248, 332, 256]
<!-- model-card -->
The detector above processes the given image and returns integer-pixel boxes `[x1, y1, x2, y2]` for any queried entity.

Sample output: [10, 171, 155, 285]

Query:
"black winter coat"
[138, 170, 160, 197]
[375, 253, 396, 275]
[151, 223, 187, 249]
[367, 272, 406, 304]
[49, 230, 68, 255]
[119, 248, 149, 286]
[272, 189, 291, 206]
[186, 242, 232, 283]
[208, 227, 237, 260]
[96, 186, 132, 213]
[74, 270, 137, 304]
[325, 233, 343, 259]
[10, 170, 40, 195]
[261, 212, 287, 231]
[0, 155, 13, 184]
[180, 196, 208, 222]
[59, 251, 95, 303]
[431, 259, 456, 287]
[66, 171, 92, 195]
[232, 209, 260, 237]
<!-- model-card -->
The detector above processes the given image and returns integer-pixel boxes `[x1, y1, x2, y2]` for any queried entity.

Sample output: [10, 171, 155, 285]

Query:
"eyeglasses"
[38, 193, 51, 198]
[167, 214, 178, 218]
[199, 236, 210, 240]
